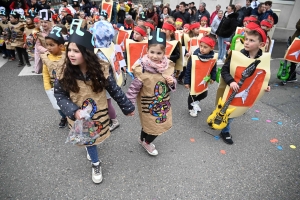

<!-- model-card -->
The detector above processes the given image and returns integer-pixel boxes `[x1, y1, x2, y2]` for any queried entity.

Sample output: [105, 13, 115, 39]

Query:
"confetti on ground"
[214, 136, 220, 140]
[220, 150, 226, 154]
[270, 138, 278, 143]
[255, 110, 260, 113]
[277, 146, 283, 150]
[290, 145, 296, 149]
[190, 138, 195, 142]
[277, 121, 283, 125]
[295, 86, 299, 88]
[252, 118, 259, 121]
[274, 84, 279, 86]
[266, 120, 272, 123]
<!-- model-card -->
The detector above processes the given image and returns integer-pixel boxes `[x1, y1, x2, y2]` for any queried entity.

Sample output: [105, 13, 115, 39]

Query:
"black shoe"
[26, 62, 31, 67]
[220, 132, 233, 145]
[177, 79, 184, 85]
[18, 62, 25, 67]
[287, 76, 297, 83]
[3, 56, 7, 59]
[59, 118, 67, 128]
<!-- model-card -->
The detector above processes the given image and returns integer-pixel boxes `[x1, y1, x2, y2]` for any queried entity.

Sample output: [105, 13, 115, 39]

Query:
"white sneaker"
[109, 118, 120, 131]
[92, 163, 103, 184]
[140, 140, 158, 156]
[217, 59, 224, 64]
[189, 109, 197, 117]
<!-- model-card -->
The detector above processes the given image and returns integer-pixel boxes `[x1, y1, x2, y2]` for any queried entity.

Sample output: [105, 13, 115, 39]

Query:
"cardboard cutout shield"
[126, 39, 148, 72]
[175, 30, 183, 43]
[165, 40, 178, 57]
[235, 27, 245, 35]
[190, 53, 218, 95]
[199, 27, 211, 35]
[94, 43, 125, 86]
[101, 1, 113, 22]
[116, 28, 132, 52]
[284, 38, 300, 63]
[215, 51, 271, 118]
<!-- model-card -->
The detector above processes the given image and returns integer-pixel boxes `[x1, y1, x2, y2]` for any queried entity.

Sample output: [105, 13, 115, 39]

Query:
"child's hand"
[75, 109, 83, 120]
[165, 75, 174, 85]
[209, 79, 214, 84]
[265, 86, 271, 92]
[127, 112, 134, 116]
[230, 82, 239, 92]
[184, 84, 190, 89]
[185, 53, 190, 57]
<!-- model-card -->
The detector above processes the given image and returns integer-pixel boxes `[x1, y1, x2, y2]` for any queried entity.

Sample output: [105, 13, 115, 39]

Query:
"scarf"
[141, 54, 168, 73]
[197, 50, 214, 62]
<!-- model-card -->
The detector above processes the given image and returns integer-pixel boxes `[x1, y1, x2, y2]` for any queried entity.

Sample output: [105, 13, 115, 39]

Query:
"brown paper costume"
[190, 53, 218, 95]
[133, 62, 175, 135]
[216, 51, 271, 118]
[40, 53, 66, 81]
[8, 22, 25, 48]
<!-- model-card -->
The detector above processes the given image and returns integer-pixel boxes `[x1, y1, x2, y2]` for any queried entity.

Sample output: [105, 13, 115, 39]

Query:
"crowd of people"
[0, 0, 299, 184]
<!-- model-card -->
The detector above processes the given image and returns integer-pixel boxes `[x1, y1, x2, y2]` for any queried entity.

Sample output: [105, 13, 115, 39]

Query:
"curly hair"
[60, 43, 107, 94]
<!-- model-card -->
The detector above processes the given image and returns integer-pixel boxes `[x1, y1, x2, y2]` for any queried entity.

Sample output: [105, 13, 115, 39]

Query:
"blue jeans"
[58, 110, 66, 119]
[86, 145, 99, 163]
[217, 36, 231, 60]
[221, 118, 234, 133]
[117, 23, 124, 28]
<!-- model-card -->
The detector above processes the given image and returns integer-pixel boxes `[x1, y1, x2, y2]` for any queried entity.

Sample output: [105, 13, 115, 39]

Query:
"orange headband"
[260, 20, 273, 28]
[134, 26, 147, 37]
[162, 23, 176, 31]
[246, 22, 267, 43]
[144, 22, 154, 31]
[200, 36, 215, 48]
[189, 22, 200, 30]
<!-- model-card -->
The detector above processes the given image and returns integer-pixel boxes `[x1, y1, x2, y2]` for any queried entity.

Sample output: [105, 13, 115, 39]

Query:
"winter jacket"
[251, 8, 266, 22]
[210, 16, 222, 35]
[216, 12, 238, 38]
[184, 49, 216, 85]
[236, 9, 244, 27]
[196, 9, 210, 24]
[221, 49, 263, 85]
[173, 11, 190, 25]
[210, 10, 218, 26]
[189, 13, 198, 23]
[81, 2, 91, 16]
[241, 6, 253, 17]
[292, 19, 300, 41]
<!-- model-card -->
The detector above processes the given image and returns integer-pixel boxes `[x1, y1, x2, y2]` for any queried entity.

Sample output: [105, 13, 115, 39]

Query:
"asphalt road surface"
[0, 42, 299, 199]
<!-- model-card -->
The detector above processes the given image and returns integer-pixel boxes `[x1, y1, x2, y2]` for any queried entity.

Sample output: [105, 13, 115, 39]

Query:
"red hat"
[201, 16, 208, 21]
[176, 18, 183, 23]
[246, 22, 267, 43]
[134, 26, 147, 37]
[200, 36, 215, 48]
[260, 19, 273, 28]
[33, 17, 40, 23]
[183, 24, 190, 29]
[189, 22, 200, 30]
[243, 17, 250, 22]
[62, 8, 71, 15]
[144, 22, 155, 31]
[248, 16, 258, 22]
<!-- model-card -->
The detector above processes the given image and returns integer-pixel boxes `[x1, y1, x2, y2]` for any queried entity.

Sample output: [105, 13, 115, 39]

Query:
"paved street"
[0, 42, 299, 199]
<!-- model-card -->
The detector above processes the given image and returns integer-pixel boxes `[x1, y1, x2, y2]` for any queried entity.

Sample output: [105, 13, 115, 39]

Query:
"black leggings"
[178, 67, 186, 80]
[140, 129, 157, 143]
[15, 47, 29, 64]
[289, 62, 297, 78]
[188, 91, 208, 110]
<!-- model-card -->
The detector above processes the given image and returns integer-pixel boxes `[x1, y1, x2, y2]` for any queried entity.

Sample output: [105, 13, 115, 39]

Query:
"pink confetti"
[266, 120, 271, 123]
[255, 110, 260, 113]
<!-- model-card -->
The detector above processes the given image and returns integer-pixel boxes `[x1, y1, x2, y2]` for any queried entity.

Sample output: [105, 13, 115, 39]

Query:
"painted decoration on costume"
[101, 1, 113, 22]
[81, 98, 103, 134]
[148, 81, 171, 123]
[284, 38, 300, 63]
[116, 29, 132, 51]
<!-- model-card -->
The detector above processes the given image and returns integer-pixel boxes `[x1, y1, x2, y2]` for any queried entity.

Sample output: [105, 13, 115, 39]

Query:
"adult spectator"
[210, 4, 221, 26]
[251, 0, 260, 9]
[196, 2, 210, 24]
[242, 0, 253, 17]
[210, 9, 223, 39]
[10, 0, 29, 11]
[81, 0, 91, 16]
[158, 6, 169, 28]
[171, 5, 179, 16]
[251, 2, 266, 21]
[189, 2, 195, 8]
[128, 2, 137, 22]
[164, 3, 171, 15]
[188, 7, 197, 22]
[37, 0, 50, 10]
[91, 1, 97, 8]
[73, 0, 79, 8]
[26, 0, 39, 13]
[59, 0, 76, 18]
[147, 6, 158, 27]
[235, 4, 244, 27]
[116, 0, 130, 28]
[216, 5, 238, 64]
[173, 2, 190, 25]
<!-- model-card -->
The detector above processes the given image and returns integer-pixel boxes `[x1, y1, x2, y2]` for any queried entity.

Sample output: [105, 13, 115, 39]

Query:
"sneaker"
[26, 62, 31, 67]
[287, 77, 297, 82]
[59, 118, 67, 128]
[109, 119, 120, 131]
[3, 56, 7, 59]
[8, 57, 15, 61]
[138, 139, 155, 148]
[91, 163, 103, 184]
[177, 79, 184, 85]
[140, 139, 158, 156]
[220, 132, 233, 145]
[217, 59, 224, 64]
[189, 109, 197, 117]
[18, 62, 25, 67]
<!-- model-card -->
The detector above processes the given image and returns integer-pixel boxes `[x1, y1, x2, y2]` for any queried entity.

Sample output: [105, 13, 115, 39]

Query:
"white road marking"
[18, 61, 42, 76]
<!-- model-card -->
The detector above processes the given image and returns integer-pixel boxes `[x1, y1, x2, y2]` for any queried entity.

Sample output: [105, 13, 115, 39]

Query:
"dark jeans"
[15, 47, 29, 64]
[178, 66, 186, 80]
[140, 129, 157, 143]
[188, 91, 208, 110]
[289, 62, 297, 79]
[0, 43, 8, 57]
[86, 145, 99, 163]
